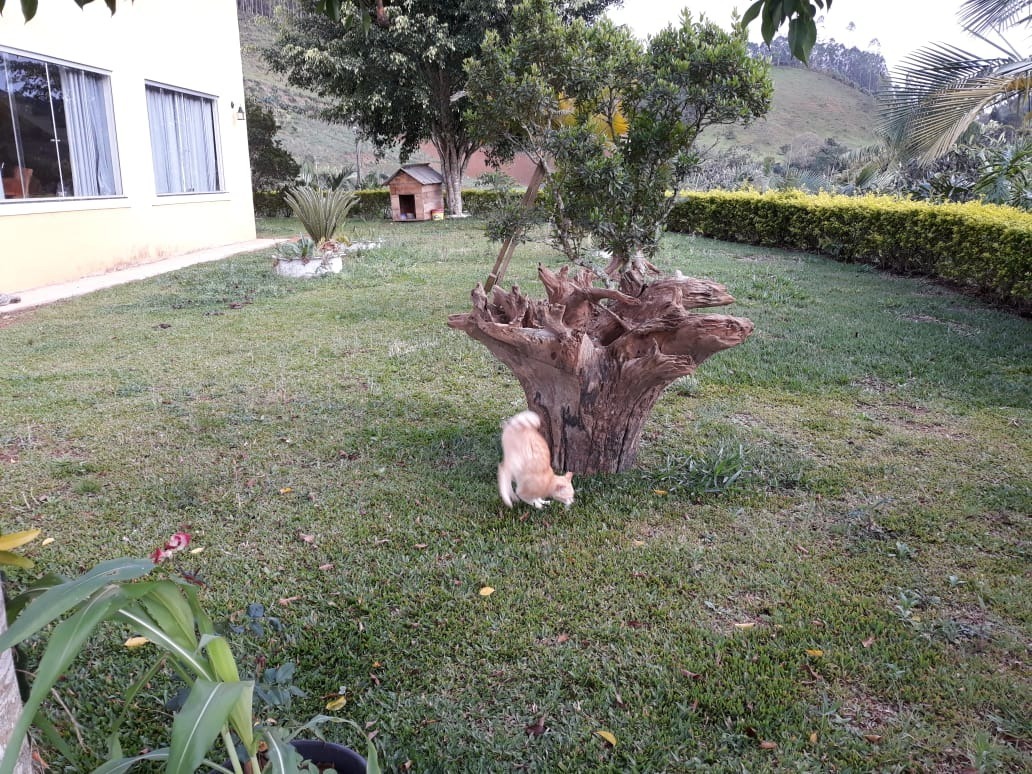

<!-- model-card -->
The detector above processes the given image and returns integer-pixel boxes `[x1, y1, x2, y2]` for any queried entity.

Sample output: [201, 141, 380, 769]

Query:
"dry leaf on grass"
[594, 730, 617, 747]
[479, 586, 495, 596]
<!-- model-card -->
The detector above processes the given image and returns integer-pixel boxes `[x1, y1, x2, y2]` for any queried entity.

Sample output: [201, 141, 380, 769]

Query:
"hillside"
[711, 66, 881, 160]
[238, 11, 426, 178]
[238, 12, 879, 181]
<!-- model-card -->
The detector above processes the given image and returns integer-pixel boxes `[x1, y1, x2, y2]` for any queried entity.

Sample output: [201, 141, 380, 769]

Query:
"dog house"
[387, 163, 444, 221]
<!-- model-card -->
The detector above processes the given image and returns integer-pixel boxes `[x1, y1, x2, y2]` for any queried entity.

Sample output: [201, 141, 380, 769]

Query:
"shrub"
[668, 190, 1032, 310]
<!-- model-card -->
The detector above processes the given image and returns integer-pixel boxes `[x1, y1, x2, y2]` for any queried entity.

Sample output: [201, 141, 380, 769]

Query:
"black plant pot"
[290, 739, 366, 773]
[222, 739, 366, 774]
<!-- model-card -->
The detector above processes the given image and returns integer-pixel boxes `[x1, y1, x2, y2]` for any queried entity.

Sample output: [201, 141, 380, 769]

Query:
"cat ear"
[563, 472, 573, 482]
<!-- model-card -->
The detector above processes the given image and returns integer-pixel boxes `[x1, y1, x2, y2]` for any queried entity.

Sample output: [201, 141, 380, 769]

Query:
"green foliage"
[668, 190, 1032, 308]
[0, 529, 38, 570]
[742, 0, 833, 64]
[246, 99, 301, 191]
[466, 0, 772, 270]
[284, 185, 360, 243]
[267, 0, 618, 214]
[254, 189, 292, 218]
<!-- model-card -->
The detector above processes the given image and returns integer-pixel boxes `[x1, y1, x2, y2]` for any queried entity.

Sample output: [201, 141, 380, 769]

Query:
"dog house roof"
[387, 163, 444, 186]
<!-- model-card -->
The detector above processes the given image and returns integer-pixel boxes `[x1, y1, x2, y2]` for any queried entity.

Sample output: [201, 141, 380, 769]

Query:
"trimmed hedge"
[668, 190, 1032, 310]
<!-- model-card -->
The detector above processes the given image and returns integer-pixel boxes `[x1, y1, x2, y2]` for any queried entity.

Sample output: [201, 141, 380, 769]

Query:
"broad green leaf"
[116, 604, 215, 680]
[20, 0, 38, 22]
[166, 680, 252, 774]
[201, 635, 254, 752]
[260, 732, 306, 774]
[92, 748, 171, 774]
[0, 585, 126, 774]
[137, 581, 199, 651]
[0, 558, 153, 651]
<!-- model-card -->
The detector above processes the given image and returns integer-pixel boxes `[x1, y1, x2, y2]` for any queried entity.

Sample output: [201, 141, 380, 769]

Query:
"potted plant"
[274, 177, 361, 278]
[0, 533, 380, 774]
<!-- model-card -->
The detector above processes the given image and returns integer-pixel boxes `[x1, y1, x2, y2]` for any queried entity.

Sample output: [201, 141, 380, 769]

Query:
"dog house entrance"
[398, 194, 416, 219]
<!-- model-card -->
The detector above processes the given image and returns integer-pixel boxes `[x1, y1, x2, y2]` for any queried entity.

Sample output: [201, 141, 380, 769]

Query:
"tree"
[246, 98, 300, 191]
[266, 0, 616, 217]
[743, 0, 835, 64]
[880, 0, 1030, 164]
[451, 3, 771, 474]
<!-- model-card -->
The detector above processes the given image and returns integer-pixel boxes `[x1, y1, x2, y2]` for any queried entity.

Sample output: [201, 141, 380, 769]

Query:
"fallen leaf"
[189, 546, 204, 554]
[556, 633, 570, 644]
[318, 563, 334, 571]
[299, 533, 316, 544]
[794, 544, 809, 554]
[278, 596, 301, 606]
[653, 489, 668, 495]
[41, 537, 55, 546]
[632, 540, 646, 546]
[325, 695, 347, 711]
[759, 740, 778, 750]
[809, 732, 818, 744]
[124, 636, 150, 648]
[279, 487, 293, 494]
[862, 635, 876, 648]
[681, 669, 702, 680]
[626, 620, 645, 629]
[594, 730, 617, 747]
[805, 649, 824, 658]
[733, 622, 756, 629]
[479, 586, 495, 597]
[414, 543, 428, 550]
[864, 734, 883, 744]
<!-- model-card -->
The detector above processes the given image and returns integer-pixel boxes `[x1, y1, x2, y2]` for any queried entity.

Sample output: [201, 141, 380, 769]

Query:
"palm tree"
[880, 0, 1031, 164]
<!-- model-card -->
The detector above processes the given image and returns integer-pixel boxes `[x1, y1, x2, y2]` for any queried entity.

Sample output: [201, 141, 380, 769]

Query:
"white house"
[0, 0, 255, 294]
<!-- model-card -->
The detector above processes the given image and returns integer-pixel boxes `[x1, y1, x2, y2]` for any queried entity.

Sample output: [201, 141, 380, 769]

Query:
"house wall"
[0, 0, 255, 293]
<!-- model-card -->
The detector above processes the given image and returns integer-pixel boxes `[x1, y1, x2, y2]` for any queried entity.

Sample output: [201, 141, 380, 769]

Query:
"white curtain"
[60, 67, 119, 197]
[146, 86, 219, 194]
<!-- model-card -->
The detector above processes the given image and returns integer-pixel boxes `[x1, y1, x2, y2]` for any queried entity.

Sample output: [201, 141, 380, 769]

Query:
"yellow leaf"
[733, 622, 756, 629]
[279, 487, 293, 494]
[594, 730, 617, 747]
[41, 537, 55, 546]
[124, 636, 150, 648]
[0, 529, 40, 552]
[653, 489, 668, 495]
[805, 649, 824, 658]
[809, 732, 818, 744]
[189, 546, 204, 554]
[479, 586, 495, 597]
[325, 695, 348, 711]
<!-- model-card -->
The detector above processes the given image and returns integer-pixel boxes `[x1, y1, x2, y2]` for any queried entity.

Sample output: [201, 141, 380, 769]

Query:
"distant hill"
[237, 11, 425, 180]
[708, 67, 881, 161]
[238, 10, 880, 183]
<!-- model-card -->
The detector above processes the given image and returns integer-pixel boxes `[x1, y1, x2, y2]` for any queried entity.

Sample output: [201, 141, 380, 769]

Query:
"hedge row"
[667, 190, 1032, 310]
[253, 188, 508, 219]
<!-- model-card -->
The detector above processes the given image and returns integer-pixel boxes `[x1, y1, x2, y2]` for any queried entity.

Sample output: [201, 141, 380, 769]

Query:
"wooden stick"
[484, 160, 549, 292]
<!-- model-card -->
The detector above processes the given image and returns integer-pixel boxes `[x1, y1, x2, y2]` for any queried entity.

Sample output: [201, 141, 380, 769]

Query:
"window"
[0, 50, 120, 200]
[146, 84, 221, 194]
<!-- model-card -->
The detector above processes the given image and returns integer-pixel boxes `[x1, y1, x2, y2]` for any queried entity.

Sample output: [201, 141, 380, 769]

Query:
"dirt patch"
[900, 313, 978, 337]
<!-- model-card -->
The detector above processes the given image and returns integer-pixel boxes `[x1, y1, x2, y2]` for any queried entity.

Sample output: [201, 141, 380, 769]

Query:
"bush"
[668, 190, 1032, 310]
[254, 189, 291, 218]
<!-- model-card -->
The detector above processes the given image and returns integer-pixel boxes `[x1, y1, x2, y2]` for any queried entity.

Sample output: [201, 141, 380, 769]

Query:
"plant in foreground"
[0, 533, 379, 774]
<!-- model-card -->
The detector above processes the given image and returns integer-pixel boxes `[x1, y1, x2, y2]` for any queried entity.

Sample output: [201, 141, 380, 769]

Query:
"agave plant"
[283, 185, 359, 245]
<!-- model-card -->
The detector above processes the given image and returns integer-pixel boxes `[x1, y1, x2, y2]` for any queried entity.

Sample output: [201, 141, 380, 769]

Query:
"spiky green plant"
[283, 185, 359, 245]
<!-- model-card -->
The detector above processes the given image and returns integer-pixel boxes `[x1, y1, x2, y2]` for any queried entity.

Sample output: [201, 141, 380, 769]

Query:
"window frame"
[144, 80, 225, 196]
[0, 45, 122, 203]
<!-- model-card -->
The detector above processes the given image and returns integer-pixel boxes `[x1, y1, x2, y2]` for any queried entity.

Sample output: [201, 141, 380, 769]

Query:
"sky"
[604, 0, 996, 70]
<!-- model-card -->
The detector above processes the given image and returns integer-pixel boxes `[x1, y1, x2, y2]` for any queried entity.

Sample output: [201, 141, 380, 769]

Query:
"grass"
[1, 216, 1029, 772]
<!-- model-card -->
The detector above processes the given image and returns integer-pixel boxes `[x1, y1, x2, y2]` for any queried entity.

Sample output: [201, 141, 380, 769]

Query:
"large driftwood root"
[449, 265, 753, 473]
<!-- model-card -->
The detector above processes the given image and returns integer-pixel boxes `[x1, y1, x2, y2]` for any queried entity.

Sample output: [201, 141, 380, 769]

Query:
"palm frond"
[959, 0, 1032, 35]
[880, 43, 1031, 163]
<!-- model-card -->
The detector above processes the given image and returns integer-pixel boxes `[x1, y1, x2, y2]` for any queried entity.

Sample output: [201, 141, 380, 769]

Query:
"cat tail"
[503, 410, 541, 430]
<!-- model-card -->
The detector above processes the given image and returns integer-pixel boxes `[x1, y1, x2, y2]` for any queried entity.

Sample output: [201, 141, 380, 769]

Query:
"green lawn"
[1, 217, 1029, 772]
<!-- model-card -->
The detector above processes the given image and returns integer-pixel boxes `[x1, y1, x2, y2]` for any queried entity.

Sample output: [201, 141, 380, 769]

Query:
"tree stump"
[448, 265, 754, 474]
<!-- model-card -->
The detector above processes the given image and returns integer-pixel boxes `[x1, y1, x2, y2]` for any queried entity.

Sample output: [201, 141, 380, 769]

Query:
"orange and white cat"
[498, 410, 574, 508]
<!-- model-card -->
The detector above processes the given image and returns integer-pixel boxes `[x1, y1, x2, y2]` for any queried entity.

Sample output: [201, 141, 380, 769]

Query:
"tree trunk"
[437, 141, 466, 217]
[448, 265, 754, 474]
[0, 585, 32, 774]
